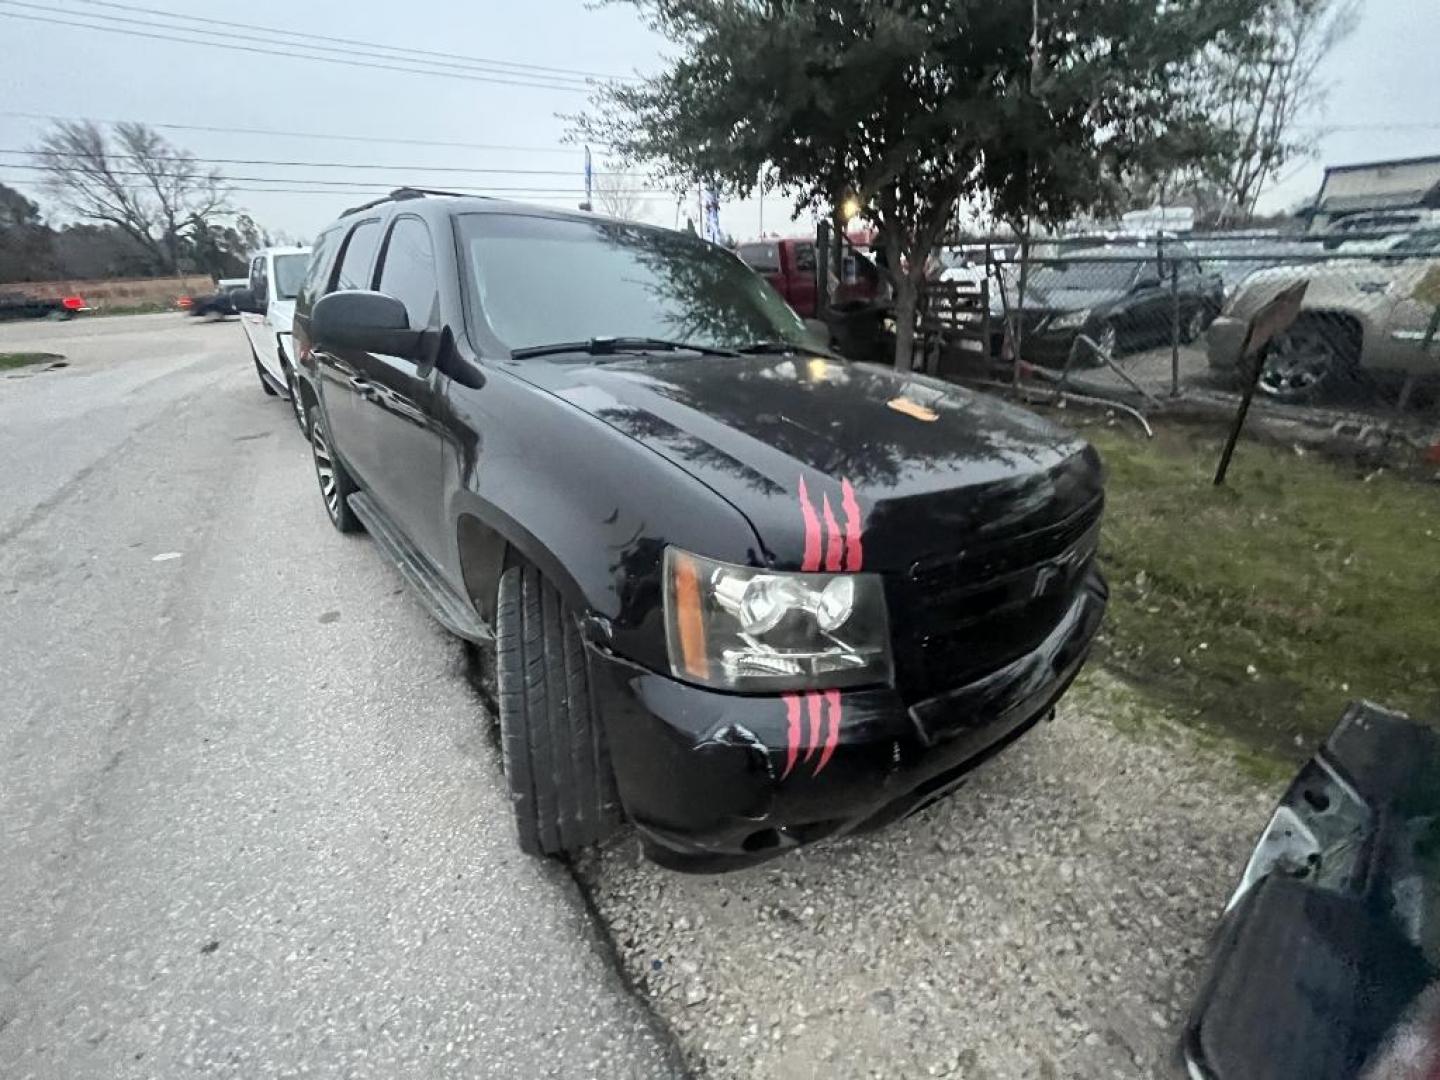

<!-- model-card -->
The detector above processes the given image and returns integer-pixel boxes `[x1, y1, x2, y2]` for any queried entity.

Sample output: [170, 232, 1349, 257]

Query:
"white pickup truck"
[238, 245, 311, 428]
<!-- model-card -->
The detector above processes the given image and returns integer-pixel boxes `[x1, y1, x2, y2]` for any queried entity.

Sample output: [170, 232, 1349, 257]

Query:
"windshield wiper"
[511, 336, 740, 360]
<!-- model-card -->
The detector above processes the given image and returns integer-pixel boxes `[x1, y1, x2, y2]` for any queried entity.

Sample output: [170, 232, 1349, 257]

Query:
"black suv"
[291, 189, 1107, 871]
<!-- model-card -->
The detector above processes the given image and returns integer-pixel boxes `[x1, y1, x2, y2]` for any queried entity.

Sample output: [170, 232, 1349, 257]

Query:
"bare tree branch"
[592, 167, 651, 221]
[30, 120, 233, 274]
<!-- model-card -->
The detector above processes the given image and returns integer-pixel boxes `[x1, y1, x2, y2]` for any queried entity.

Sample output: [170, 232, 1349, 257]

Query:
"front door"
[241, 254, 273, 374]
[349, 214, 447, 564]
[1125, 257, 1169, 346]
[314, 218, 384, 479]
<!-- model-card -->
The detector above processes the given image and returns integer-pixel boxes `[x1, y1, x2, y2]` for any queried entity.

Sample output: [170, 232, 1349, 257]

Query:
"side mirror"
[230, 288, 262, 314]
[312, 290, 425, 359]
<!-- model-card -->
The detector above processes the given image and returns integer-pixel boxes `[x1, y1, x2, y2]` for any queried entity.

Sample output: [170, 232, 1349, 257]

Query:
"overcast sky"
[1, 0, 1436, 244]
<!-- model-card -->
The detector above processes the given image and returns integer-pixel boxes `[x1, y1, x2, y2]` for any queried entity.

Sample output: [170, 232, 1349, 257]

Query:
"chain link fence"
[919, 230, 1440, 422]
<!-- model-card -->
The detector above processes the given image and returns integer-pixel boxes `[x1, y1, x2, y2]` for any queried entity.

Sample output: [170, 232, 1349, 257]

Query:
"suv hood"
[519, 353, 1101, 572]
[1227, 257, 1440, 320]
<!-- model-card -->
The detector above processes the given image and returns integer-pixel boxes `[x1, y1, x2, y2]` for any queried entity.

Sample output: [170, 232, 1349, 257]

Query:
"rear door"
[349, 214, 446, 560]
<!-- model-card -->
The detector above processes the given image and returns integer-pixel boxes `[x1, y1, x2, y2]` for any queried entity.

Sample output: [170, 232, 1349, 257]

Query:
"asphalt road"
[0, 315, 685, 1079]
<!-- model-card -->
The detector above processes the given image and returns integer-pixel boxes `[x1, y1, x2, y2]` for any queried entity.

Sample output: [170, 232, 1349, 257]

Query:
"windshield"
[458, 213, 809, 354]
[273, 253, 310, 300]
[1028, 259, 1138, 292]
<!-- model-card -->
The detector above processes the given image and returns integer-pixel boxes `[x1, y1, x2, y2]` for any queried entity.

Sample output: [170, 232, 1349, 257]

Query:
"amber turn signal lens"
[670, 551, 710, 680]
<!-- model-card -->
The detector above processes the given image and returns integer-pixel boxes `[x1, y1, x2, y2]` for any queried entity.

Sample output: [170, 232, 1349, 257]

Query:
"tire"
[495, 562, 621, 856]
[1243, 318, 1359, 404]
[253, 353, 278, 397]
[308, 408, 361, 533]
[1180, 306, 1206, 344]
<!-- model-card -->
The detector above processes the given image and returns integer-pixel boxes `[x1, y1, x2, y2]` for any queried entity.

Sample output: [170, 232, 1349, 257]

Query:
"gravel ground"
[576, 671, 1282, 1079]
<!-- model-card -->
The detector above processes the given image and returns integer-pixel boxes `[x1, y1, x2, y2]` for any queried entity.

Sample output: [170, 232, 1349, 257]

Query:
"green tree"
[578, 0, 1264, 369]
[0, 183, 59, 283]
[1202, 0, 1358, 225]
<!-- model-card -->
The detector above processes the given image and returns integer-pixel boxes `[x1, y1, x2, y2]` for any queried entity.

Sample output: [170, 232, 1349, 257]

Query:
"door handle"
[347, 375, 374, 398]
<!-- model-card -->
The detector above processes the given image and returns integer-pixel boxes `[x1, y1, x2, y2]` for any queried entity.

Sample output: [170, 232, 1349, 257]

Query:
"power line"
[0, 164, 665, 194]
[1, 149, 591, 177]
[0, 110, 597, 155]
[0, 176, 602, 201]
[61, 0, 637, 82]
[1297, 122, 1440, 132]
[24, 0, 595, 88]
[0, 6, 599, 93]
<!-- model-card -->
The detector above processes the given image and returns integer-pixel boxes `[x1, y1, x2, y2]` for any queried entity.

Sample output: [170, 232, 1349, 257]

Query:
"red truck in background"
[736, 236, 885, 317]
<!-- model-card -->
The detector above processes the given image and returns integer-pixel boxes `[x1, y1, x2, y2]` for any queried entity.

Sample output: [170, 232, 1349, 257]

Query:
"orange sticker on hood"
[887, 397, 938, 421]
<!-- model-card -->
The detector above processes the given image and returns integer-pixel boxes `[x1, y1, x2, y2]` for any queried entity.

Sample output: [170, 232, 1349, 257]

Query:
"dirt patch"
[579, 671, 1276, 1079]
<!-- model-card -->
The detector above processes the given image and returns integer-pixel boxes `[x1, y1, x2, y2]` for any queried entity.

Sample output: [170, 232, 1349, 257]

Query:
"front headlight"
[663, 548, 892, 692]
[1046, 308, 1090, 331]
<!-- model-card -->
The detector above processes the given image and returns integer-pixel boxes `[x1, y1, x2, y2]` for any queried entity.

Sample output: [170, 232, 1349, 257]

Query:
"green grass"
[1075, 418, 1440, 763]
[0, 352, 64, 370]
[92, 301, 176, 317]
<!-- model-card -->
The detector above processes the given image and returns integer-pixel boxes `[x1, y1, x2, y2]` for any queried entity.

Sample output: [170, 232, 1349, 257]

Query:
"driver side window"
[376, 217, 440, 330]
[249, 255, 269, 307]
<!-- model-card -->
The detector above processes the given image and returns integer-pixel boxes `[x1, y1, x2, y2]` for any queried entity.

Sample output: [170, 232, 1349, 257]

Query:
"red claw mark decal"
[782, 691, 845, 779]
[805, 692, 824, 762]
[817, 690, 842, 773]
[783, 475, 860, 780]
[781, 693, 802, 779]
[821, 494, 843, 572]
[797, 476, 822, 571]
[840, 479, 864, 571]
[797, 474, 865, 573]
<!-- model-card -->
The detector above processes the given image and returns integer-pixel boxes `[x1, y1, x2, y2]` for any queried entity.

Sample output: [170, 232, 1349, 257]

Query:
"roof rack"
[340, 187, 492, 217]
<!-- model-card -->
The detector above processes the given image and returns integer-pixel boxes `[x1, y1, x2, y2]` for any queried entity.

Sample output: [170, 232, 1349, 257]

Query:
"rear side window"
[298, 228, 342, 311]
[333, 220, 382, 292]
[376, 217, 439, 329]
[737, 242, 780, 273]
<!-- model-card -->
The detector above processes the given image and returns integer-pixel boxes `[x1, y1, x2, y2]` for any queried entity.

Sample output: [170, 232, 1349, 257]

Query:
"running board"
[261, 368, 291, 398]
[347, 491, 493, 643]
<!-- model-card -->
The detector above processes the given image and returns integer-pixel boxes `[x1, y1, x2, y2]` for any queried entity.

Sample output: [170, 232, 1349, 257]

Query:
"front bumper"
[589, 570, 1107, 871]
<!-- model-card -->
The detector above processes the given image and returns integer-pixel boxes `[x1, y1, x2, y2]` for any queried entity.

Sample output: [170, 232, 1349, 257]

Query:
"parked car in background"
[1189, 236, 1313, 305]
[1206, 229, 1440, 402]
[1317, 208, 1440, 249]
[735, 235, 885, 317]
[0, 289, 88, 321]
[1000, 243, 1222, 366]
[232, 245, 311, 427]
[291, 190, 1107, 870]
[179, 277, 249, 318]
